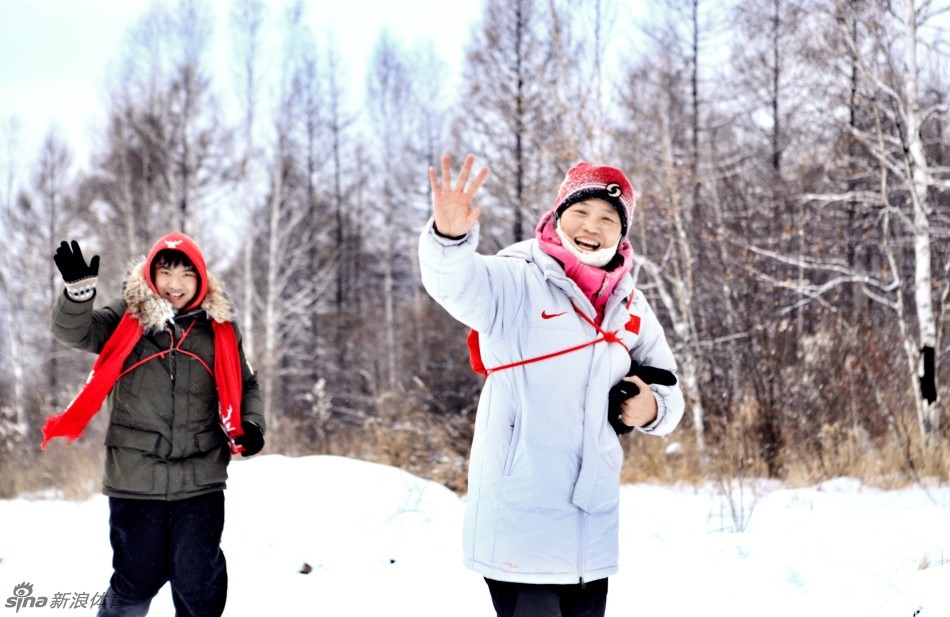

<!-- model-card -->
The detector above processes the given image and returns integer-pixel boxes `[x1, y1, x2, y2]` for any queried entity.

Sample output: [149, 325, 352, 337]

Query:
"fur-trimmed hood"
[123, 258, 233, 330]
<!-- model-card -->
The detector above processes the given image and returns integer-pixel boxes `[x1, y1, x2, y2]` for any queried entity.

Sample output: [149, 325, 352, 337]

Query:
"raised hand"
[429, 154, 489, 238]
[54, 240, 99, 284]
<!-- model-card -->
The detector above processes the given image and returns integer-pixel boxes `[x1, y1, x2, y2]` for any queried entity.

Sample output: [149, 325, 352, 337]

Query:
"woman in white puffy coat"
[419, 155, 685, 617]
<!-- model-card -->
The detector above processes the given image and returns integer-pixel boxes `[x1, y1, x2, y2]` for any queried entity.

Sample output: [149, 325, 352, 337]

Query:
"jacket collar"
[497, 240, 636, 318]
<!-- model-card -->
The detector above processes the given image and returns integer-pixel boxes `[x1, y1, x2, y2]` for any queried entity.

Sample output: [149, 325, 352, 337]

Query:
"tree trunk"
[900, 0, 940, 439]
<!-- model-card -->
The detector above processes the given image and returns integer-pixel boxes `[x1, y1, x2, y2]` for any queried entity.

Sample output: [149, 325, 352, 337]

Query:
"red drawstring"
[482, 303, 626, 376]
[571, 303, 624, 345]
[117, 320, 212, 379]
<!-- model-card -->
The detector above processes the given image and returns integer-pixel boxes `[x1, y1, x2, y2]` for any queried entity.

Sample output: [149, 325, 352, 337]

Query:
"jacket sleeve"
[628, 294, 685, 437]
[49, 292, 126, 354]
[233, 321, 265, 434]
[418, 218, 524, 338]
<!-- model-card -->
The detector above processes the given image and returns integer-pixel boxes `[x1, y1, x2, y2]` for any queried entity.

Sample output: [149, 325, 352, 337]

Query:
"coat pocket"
[104, 424, 163, 494]
[194, 426, 227, 453]
[502, 413, 522, 476]
[190, 439, 230, 488]
[501, 445, 579, 511]
[585, 440, 623, 514]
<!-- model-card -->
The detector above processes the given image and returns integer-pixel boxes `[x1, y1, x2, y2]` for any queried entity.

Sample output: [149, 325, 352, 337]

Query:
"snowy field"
[1, 454, 948, 616]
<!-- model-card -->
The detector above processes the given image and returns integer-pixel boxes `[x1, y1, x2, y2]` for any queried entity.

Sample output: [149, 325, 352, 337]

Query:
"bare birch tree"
[408, 43, 452, 378]
[0, 200, 38, 461]
[740, 0, 950, 451]
[455, 0, 562, 246]
[365, 32, 427, 391]
[829, 0, 948, 441]
[89, 0, 232, 257]
[33, 132, 77, 410]
[229, 0, 266, 358]
[615, 0, 736, 454]
[253, 3, 336, 438]
[0, 119, 28, 436]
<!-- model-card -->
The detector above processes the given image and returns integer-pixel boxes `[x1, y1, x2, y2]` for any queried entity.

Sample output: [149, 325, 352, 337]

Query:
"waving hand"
[429, 154, 489, 238]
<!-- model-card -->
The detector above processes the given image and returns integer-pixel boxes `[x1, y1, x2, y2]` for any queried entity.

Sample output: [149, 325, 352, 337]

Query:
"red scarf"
[40, 314, 245, 453]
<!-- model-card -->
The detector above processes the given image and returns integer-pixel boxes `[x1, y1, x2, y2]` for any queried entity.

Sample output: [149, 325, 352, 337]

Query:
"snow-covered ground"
[1, 454, 948, 616]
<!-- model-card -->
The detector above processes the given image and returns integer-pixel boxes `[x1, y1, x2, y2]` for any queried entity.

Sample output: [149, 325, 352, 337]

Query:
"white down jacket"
[419, 219, 685, 584]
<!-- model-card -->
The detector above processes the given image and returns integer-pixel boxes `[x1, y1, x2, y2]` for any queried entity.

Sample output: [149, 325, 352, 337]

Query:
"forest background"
[1, 0, 949, 499]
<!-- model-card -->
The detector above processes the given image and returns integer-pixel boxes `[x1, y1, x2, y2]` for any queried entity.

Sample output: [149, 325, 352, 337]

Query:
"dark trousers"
[485, 578, 608, 617]
[97, 492, 227, 617]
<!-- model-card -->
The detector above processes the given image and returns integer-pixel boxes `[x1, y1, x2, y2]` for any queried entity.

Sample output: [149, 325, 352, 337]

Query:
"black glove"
[54, 240, 100, 302]
[234, 421, 264, 457]
[54, 240, 99, 283]
[607, 360, 678, 435]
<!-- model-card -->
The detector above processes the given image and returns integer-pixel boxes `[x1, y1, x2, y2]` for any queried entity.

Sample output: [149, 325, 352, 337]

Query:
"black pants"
[485, 578, 608, 617]
[97, 492, 227, 617]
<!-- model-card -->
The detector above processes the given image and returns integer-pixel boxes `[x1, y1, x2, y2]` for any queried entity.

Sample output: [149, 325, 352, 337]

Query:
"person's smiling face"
[154, 262, 198, 310]
[558, 198, 623, 252]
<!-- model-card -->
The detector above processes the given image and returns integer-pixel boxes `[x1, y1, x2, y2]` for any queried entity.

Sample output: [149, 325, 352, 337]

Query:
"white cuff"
[65, 276, 97, 302]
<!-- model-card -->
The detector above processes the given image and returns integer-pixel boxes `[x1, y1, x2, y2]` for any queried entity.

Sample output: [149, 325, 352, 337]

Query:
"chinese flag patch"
[625, 314, 641, 334]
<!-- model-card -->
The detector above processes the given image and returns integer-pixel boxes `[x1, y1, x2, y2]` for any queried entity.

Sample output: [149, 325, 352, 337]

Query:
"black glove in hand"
[54, 240, 100, 302]
[54, 240, 99, 283]
[608, 381, 639, 436]
[234, 421, 264, 457]
[607, 360, 678, 435]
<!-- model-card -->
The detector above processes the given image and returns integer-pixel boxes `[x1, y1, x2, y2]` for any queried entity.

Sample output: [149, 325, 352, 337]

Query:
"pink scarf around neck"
[535, 211, 633, 323]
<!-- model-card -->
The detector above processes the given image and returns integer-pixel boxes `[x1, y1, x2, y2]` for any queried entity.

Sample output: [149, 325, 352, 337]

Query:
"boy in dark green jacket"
[44, 231, 265, 617]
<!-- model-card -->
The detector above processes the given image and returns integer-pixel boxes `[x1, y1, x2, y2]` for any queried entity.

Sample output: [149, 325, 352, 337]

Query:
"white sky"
[0, 0, 485, 170]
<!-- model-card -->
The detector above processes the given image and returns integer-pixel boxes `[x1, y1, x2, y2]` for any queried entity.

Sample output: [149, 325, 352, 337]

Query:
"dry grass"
[4, 400, 948, 500]
[617, 410, 949, 490]
[917, 552, 949, 571]
[361, 391, 471, 494]
[267, 389, 473, 495]
[0, 440, 103, 500]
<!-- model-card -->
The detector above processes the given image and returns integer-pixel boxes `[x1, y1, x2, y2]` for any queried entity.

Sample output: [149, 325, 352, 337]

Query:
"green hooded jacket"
[50, 253, 265, 501]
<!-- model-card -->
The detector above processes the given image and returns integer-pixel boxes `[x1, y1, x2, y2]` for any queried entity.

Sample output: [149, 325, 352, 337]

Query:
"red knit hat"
[144, 231, 208, 312]
[553, 162, 636, 236]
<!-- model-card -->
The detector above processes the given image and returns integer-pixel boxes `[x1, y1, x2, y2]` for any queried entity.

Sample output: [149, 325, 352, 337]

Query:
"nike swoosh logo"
[541, 311, 567, 320]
